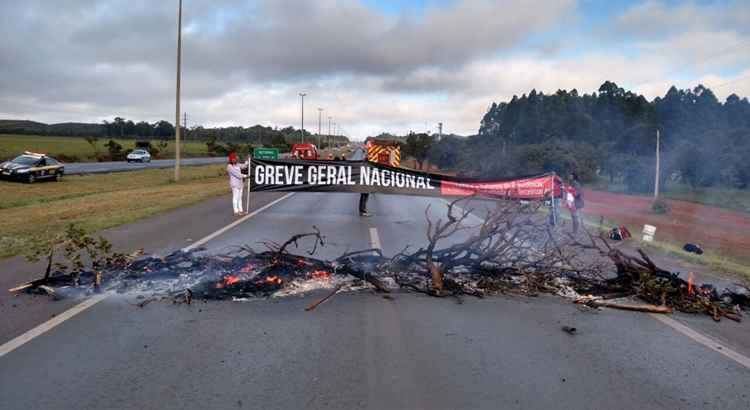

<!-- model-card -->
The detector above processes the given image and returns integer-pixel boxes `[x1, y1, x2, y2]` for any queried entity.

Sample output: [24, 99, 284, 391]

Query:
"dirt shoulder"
[579, 188, 750, 285]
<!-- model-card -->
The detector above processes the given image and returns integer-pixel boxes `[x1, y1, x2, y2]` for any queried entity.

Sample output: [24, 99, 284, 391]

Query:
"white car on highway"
[126, 149, 151, 163]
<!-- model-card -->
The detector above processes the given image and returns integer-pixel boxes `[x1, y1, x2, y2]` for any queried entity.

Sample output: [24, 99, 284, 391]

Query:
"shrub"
[652, 198, 671, 214]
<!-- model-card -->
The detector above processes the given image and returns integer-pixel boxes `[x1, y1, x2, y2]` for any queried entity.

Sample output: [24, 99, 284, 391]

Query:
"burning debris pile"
[10, 199, 749, 320]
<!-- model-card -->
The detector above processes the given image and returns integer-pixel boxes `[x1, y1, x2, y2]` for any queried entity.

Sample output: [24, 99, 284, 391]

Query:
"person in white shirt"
[227, 152, 247, 216]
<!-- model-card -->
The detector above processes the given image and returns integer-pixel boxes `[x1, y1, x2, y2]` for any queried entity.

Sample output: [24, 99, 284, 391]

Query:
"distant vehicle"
[290, 143, 319, 160]
[365, 139, 401, 167]
[127, 149, 151, 163]
[0, 151, 64, 183]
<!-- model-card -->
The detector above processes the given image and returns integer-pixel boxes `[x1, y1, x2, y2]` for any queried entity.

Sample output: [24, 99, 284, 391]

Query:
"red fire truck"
[290, 143, 319, 160]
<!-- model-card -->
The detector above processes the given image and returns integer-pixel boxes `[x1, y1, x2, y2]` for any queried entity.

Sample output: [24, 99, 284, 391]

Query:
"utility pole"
[174, 0, 182, 181]
[654, 129, 660, 199]
[183, 112, 187, 138]
[317, 108, 323, 147]
[437, 122, 443, 141]
[299, 93, 306, 143]
[328, 116, 332, 148]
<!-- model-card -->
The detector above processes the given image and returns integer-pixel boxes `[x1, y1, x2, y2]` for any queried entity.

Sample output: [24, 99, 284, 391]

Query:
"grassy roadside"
[566, 211, 750, 284]
[0, 134, 211, 162]
[0, 165, 229, 259]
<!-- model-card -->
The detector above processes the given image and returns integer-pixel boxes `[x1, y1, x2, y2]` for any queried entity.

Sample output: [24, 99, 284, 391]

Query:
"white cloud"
[0, 0, 748, 140]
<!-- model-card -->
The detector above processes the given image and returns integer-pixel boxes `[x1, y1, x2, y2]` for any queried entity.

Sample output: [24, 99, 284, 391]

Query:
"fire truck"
[365, 138, 400, 167]
[290, 143, 319, 160]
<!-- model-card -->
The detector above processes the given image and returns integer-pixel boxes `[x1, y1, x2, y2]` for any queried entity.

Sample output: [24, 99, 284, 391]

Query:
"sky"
[0, 0, 748, 140]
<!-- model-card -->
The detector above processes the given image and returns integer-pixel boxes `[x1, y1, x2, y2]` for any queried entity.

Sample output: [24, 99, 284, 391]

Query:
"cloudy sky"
[0, 0, 748, 139]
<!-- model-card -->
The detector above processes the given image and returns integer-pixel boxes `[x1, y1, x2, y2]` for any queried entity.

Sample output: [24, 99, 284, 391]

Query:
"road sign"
[253, 147, 279, 160]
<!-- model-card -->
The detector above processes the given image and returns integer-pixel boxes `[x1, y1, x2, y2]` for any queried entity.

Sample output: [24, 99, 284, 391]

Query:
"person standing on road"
[227, 152, 247, 216]
[565, 172, 582, 233]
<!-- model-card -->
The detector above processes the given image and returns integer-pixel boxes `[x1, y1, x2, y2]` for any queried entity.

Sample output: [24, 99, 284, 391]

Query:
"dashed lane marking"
[369, 227, 382, 252]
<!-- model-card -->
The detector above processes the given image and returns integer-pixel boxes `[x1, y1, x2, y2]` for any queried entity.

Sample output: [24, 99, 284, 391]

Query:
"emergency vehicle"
[365, 139, 400, 167]
[290, 143, 319, 160]
[0, 151, 65, 183]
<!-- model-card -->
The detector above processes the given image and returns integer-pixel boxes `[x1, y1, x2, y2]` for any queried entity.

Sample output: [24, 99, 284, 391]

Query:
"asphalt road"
[64, 157, 227, 175]
[1, 149, 749, 409]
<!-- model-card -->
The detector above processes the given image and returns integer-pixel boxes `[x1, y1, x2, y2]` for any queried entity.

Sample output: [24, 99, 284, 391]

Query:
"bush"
[652, 198, 671, 214]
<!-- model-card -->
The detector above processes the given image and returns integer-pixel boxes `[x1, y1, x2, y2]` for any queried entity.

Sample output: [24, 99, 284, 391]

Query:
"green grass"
[590, 177, 750, 214]
[0, 134, 211, 162]
[0, 165, 229, 259]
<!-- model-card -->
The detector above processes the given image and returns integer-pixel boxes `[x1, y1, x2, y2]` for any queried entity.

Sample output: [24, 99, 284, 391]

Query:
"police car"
[0, 151, 65, 183]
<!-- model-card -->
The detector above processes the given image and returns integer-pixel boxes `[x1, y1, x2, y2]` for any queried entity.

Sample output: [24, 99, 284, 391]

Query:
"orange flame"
[310, 270, 331, 280]
[265, 275, 282, 285]
[225, 275, 240, 285]
[687, 272, 694, 296]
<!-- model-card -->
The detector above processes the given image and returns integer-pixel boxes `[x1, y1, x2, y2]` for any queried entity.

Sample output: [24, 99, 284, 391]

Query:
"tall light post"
[299, 93, 306, 143]
[317, 108, 323, 147]
[654, 129, 661, 199]
[174, 0, 183, 181]
[328, 116, 332, 148]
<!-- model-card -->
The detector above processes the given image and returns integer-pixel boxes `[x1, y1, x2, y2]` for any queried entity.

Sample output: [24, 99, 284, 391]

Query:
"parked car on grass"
[126, 149, 151, 163]
[0, 151, 64, 183]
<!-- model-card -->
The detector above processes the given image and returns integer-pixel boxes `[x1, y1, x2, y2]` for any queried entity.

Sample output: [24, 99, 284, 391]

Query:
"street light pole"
[299, 93, 306, 143]
[174, 0, 182, 182]
[654, 129, 660, 199]
[328, 116, 332, 148]
[317, 108, 323, 147]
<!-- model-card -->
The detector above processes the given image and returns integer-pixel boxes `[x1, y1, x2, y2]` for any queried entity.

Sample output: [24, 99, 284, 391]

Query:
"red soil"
[582, 189, 750, 262]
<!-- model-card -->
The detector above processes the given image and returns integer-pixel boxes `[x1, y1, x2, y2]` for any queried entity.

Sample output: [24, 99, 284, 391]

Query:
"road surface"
[64, 157, 227, 175]
[1, 149, 749, 409]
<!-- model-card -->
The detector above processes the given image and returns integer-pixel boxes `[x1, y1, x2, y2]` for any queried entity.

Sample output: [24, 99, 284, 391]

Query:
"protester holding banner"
[564, 180, 579, 234]
[227, 152, 247, 216]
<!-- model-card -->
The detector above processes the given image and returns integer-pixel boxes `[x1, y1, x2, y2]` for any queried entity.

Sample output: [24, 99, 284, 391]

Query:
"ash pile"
[10, 200, 749, 319]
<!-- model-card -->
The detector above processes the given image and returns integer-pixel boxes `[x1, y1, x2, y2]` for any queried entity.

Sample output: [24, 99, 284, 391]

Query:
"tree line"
[0, 117, 350, 152]
[426, 81, 750, 192]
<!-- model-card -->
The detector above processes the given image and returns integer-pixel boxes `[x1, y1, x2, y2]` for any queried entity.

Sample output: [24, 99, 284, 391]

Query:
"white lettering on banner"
[255, 165, 304, 185]
[255, 163, 437, 190]
[307, 167, 316, 184]
[371, 169, 381, 186]
[360, 167, 370, 185]
[254, 165, 265, 185]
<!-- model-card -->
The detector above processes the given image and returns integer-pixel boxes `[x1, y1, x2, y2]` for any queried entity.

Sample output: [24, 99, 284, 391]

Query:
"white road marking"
[0, 192, 295, 359]
[0, 294, 108, 358]
[369, 227, 382, 252]
[182, 192, 295, 252]
[650, 314, 750, 369]
[444, 198, 750, 370]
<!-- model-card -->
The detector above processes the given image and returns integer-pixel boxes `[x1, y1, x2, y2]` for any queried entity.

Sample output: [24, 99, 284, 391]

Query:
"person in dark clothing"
[359, 193, 370, 216]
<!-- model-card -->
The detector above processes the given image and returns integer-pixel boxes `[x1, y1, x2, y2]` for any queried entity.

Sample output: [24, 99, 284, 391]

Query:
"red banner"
[440, 174, 562, 200]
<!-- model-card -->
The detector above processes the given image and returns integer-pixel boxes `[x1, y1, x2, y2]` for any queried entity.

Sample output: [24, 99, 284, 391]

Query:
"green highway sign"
[253, 147, 279, 160]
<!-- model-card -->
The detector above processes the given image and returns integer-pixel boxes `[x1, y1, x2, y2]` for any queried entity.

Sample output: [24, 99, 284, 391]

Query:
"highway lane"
[2, 189, 750, 409]
[63, 157, 226, 175]
[62, 147, 349, 175]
